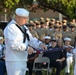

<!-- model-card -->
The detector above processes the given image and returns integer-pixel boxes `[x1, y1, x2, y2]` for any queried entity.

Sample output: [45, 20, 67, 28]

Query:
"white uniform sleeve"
[73, 48, 76, 54]
[4, 25, 27, 51]
[29, 37, 42, 49]
[26, 28, 42, 49]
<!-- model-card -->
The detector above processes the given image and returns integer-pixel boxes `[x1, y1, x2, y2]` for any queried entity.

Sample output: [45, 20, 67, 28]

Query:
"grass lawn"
[26, 64, 74, 75]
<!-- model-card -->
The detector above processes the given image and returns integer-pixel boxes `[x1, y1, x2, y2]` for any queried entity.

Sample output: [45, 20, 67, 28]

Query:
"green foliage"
[0, 0, 76, 20]
[0, 0, 20, 13]
[0, 0, 19, 8]
[37, 0, 76, 20]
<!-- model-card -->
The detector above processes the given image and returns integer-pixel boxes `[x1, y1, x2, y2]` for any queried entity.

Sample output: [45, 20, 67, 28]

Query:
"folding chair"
[33, 57, 50, 75]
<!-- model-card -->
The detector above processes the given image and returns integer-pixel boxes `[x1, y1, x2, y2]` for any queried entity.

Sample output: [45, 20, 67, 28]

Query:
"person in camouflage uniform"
[62, 25, 69, 41]
[26, 23, 39, 39]
[68, 24, 76, 46]
[36, 21, 48, 42]
[48, 25, 62, 40]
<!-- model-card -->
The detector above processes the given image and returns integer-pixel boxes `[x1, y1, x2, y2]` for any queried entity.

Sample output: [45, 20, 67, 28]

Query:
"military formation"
[27, 18, 76, 47]
[26, 18, 76, 75]
[0, 16, 76, 75]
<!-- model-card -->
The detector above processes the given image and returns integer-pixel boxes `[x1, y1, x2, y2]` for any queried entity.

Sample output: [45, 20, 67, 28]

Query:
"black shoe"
[65, 73, 70, 75]
[51, 70, 55, 75]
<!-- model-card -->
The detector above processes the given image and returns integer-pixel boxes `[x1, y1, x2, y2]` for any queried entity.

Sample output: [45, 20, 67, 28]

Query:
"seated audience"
[43, 38, 66, 75]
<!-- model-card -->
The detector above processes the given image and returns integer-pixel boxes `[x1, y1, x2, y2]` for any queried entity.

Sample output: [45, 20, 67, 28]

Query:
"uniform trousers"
[0, 60, 6, 75]
[49, 60, 66, 75]
[42, 60, 66, 75]
[6, 61, 27, 75]
[27, 60, 34, 75]
[74, 64, 76, 75]
[65, 56, 73, 73]
[74, 54, 76, 75]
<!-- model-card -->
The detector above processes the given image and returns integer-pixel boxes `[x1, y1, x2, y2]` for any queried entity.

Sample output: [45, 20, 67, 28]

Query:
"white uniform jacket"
[4, 20, 41, 61]
[73, 49, 76, 63]
[73, 48, 76, 75]
[64, 45, 74, 57]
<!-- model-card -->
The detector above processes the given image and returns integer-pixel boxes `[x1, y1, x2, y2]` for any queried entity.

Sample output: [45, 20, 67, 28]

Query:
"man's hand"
[56, 59, 62, 62]
[27, 47, 34, 55]
[39, 43, 47, 50]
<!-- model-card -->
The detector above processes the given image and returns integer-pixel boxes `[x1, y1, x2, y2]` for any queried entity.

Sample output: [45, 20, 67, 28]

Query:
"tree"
[0, 0, 34, 13]
[0, 0, 19, 10]
[0, 0, 76, 20]
[31, 0, 76, 20]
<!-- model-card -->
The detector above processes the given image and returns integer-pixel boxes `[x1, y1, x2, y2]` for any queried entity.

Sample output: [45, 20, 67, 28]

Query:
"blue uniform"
[43, 46, 66, 75]
[0, 44, 6, 75]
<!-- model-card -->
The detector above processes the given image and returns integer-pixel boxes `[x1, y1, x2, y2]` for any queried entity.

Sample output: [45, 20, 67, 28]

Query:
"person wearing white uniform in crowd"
[65, 42, 76, 75]
[0, 36, 6, 75]
[4, 8, 47, 75]
[64, 37, 74, 75]
[72, 48, 76, 75]
[43, 36, 51, 48]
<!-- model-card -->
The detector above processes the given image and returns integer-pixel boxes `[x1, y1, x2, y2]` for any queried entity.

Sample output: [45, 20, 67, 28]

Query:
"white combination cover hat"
[15, 8, 29, 17]
[64, 37, 71, 41]
[44, 36, 51, 39]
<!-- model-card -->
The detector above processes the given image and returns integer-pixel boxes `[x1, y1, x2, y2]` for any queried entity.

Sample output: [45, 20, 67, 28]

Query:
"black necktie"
[16, 24, 30, 43]
[23, 27, 30, 42]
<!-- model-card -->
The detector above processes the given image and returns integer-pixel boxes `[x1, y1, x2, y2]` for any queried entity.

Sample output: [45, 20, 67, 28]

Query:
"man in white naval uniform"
[4, 8, 47, 75]
[73, 49, 76, 75]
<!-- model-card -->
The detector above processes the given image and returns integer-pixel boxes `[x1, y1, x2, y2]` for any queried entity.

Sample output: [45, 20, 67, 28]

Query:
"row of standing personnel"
[27, 20, 76, 47]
